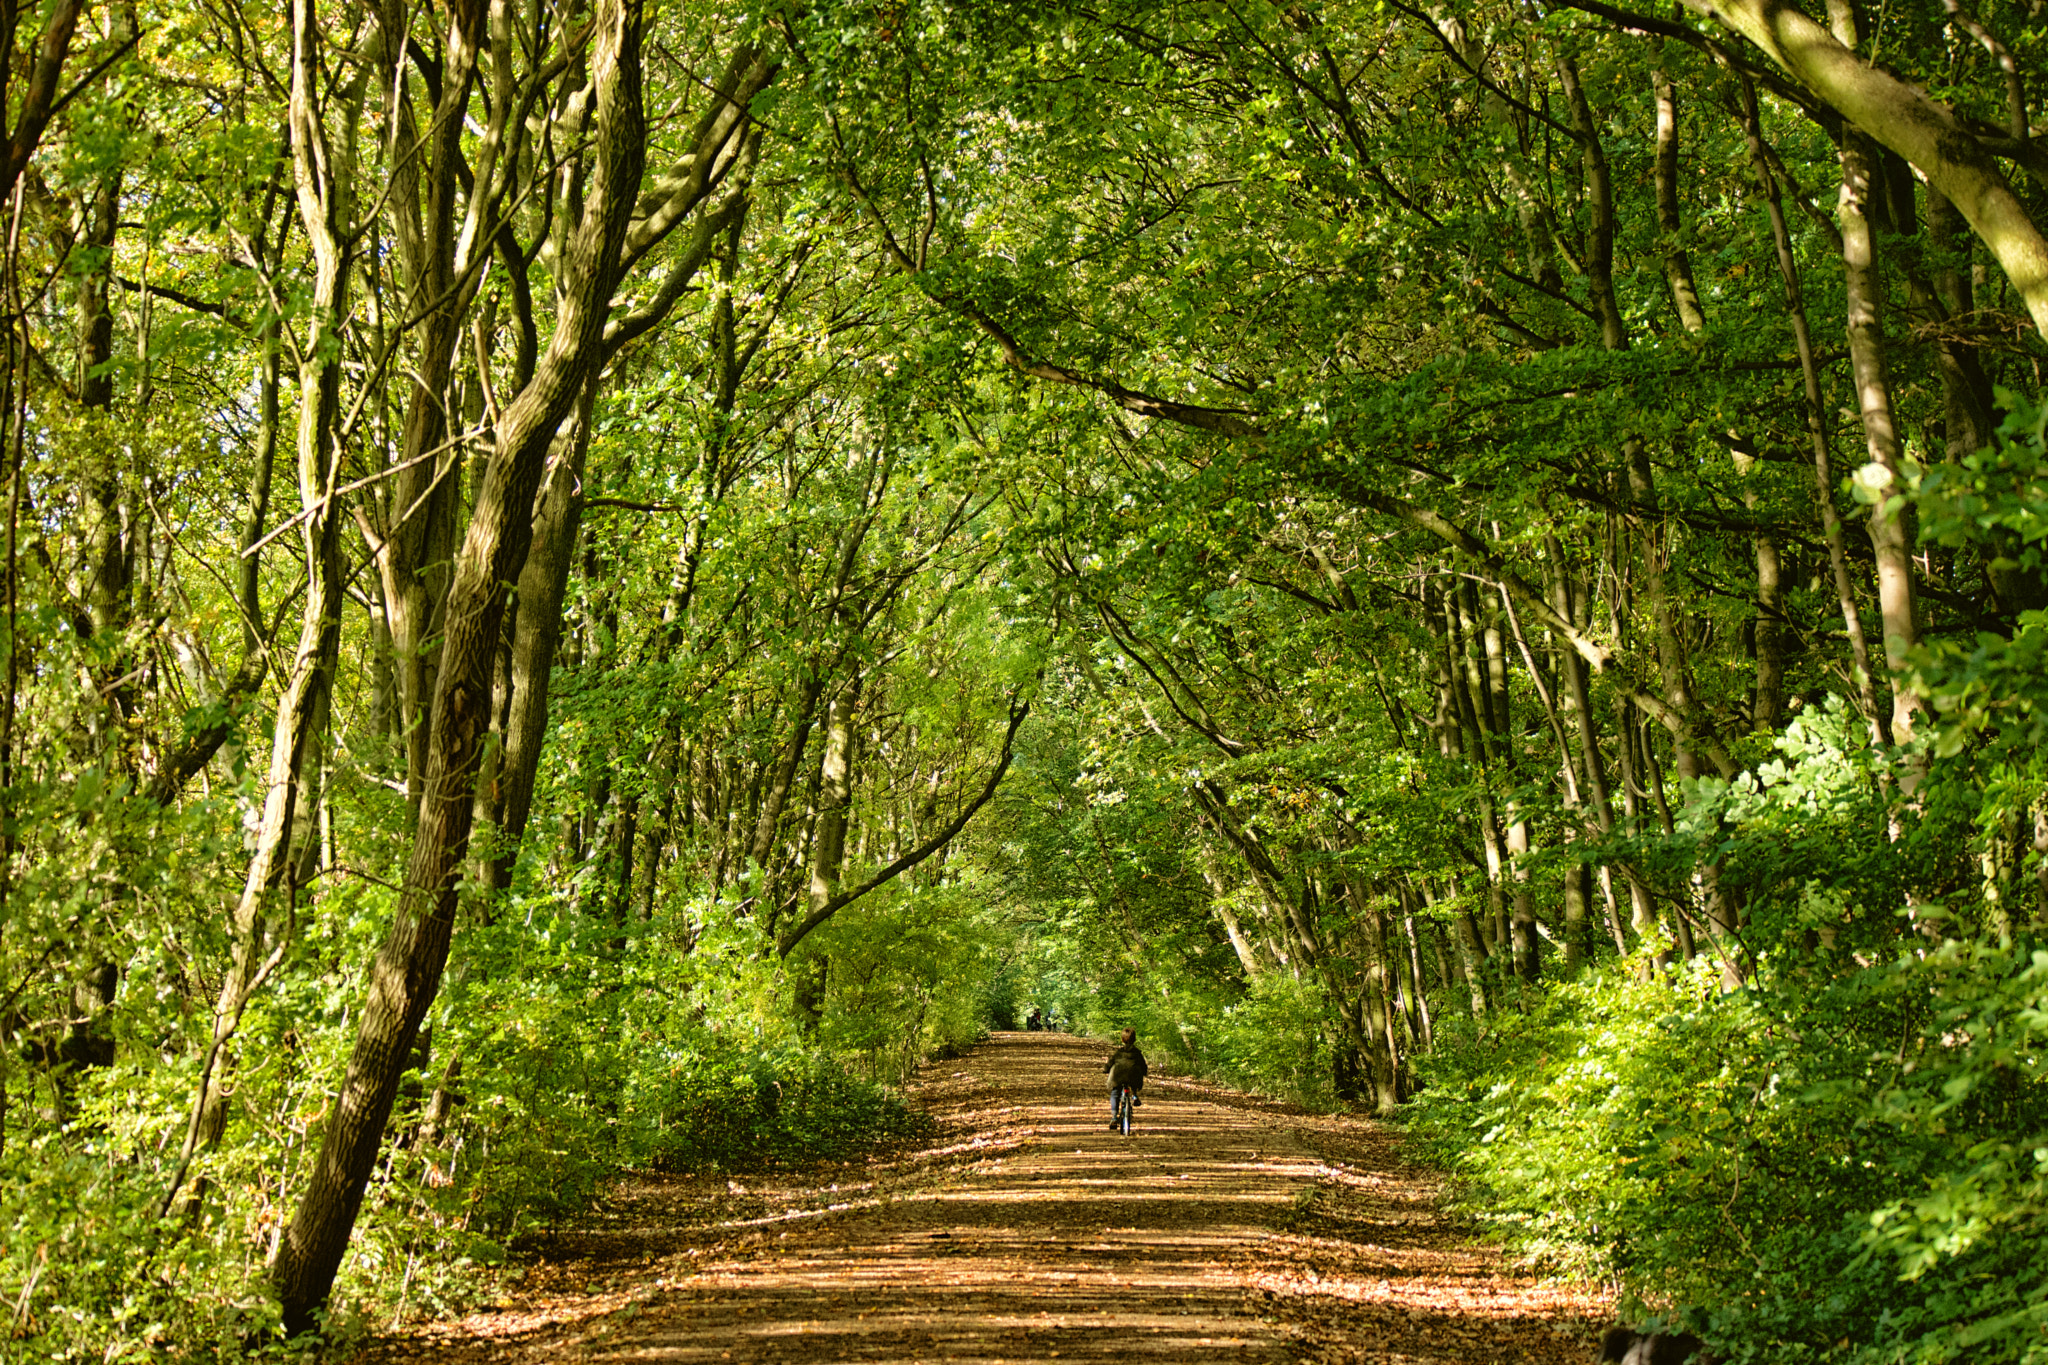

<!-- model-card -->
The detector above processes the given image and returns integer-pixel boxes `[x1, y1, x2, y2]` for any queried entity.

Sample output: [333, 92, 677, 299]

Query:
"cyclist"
[1103, 1028, 1148, 1128]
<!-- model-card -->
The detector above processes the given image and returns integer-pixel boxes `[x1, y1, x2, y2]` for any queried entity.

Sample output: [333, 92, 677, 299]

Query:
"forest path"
[365, 1033, 1610, 1363]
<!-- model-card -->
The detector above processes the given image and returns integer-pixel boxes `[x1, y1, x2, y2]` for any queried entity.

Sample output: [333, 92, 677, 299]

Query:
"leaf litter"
[349, 1032, 1612, 1363]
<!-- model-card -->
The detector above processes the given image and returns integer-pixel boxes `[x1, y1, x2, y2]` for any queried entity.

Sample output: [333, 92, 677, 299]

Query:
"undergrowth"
[1403, 942, 2048, 1365]
[0, 887, 974, 1363]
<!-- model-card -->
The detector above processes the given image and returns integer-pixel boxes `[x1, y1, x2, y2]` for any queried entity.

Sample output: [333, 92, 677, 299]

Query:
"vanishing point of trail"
[374, 1033, 1610, 1363]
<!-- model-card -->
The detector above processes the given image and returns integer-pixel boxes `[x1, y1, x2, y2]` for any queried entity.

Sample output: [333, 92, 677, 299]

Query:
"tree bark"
[471, 376, 597, 902]
[272, 0, 649, 1329]
[1652, 62, 1707, 332]
[791, 674, 860, 1025]
[363, 0, 485, 815]
[1739, 75, 1882, 732]
[1673, 0, 2048, 341]
[1837, 123, 1921, 742]
[1545, 543, 1631, 955]
[1563, 52, 1734, 780]
[1917, 186, 1996, 463]
[163, 4, 364, 1218]
[1199, 840, 1271, 978]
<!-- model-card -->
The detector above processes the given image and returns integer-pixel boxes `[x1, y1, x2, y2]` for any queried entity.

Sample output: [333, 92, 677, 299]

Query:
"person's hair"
[1120, 1028, 1135, 1044]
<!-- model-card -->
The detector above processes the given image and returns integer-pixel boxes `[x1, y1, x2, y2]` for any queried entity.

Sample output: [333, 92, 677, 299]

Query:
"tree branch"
[775, 694, 1031, 956]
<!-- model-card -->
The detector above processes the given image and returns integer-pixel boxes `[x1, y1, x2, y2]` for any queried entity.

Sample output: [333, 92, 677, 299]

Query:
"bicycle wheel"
[1119, 1087, 1133, 1136]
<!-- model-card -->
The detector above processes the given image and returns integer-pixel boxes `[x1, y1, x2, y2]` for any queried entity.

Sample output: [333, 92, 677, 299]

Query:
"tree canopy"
[3, 0, 2047, 1358]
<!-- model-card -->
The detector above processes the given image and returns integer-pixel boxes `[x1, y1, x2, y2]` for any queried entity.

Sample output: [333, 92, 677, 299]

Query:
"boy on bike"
[1103, 1028, 1148, 1128]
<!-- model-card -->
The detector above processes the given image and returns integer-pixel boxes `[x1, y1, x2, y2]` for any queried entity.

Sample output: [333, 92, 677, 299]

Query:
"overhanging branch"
[775, 693, 1031, 957]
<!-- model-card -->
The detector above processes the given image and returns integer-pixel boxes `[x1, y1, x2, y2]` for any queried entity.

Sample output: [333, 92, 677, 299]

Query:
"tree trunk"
[1400, 896, 1436, 1051]
[1546, 543, 1629, 954]
[1612, 696, 1670, 967]
[1199, 840, 1270, 978]
[163, 19, 362, 1217]
[471, 376, 597, 902]
[1837, 125, 1921, 743]
[746, 673, 826, 872]
[271, 0, 648, 1329]
[792, 675, 861, 1026]
[1564, 53, 1734, 779]
[1917, 187, 1997, 463]
[360, 0, 485, 818]
[1651, 62, 1707, 332]
[1506, 816, 1540, 984]
[1684, 0, 2048, 342]
[1749, 498, 1786, 733]
[1739, 75, 1882, 733]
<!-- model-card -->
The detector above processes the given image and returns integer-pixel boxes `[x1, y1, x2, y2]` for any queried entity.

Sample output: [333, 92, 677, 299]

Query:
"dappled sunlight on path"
[359, 1033, 1610, 1364]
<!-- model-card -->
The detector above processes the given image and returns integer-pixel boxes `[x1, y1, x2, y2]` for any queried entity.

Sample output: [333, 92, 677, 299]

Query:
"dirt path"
[366, 1033, 1610, 1363]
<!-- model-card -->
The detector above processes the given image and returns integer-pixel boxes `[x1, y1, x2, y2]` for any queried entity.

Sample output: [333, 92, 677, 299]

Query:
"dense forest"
[2, 0, 2045, 1359]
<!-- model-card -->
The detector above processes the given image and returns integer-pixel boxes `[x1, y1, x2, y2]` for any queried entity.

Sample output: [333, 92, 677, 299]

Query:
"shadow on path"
[367, 1032, 1609, 1364]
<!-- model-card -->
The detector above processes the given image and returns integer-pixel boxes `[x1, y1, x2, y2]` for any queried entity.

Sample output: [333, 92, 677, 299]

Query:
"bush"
[1405, 941, 2048, 1364]
[0, 1137, 275, 1363]
[810, 876, 1006, 1081]
[1202, 972, 1336, 1108]
[628, 1046, 934, 1171]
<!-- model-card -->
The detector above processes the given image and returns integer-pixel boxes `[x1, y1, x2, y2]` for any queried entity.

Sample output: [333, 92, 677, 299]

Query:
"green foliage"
[0, 1132, 279, 1362]
[1408, 941, 2048, 1365]
[1854, 943, 2048, 1362]
[1202, 973, 1337, 1110]
[0, 878, 945, 1361]
[1914, 388, 2048, 763]
[812, 876, 1007, 1081]
[1404, 707, 2048, 1363]
[15, 0, 2048, 1358]
[424, 897, 939, 1193]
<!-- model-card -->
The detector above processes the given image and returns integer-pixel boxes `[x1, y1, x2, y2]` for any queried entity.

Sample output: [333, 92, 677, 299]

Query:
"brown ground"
[356, 1031, 1612, 1363]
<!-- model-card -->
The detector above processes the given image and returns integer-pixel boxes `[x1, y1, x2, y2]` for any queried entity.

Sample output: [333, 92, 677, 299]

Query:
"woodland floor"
[353, 1032, 1614, 1363]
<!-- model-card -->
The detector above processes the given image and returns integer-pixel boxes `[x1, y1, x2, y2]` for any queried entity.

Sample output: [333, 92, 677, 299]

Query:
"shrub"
[1405, 941, 2048, 1364]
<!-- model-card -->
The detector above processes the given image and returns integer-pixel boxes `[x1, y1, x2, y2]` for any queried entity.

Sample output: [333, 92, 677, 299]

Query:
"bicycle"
[1113, 1084, 1138, 1136]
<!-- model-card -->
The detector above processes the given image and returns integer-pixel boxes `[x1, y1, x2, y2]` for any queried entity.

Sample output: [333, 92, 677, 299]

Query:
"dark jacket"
[1104, 1043, 1149, 1089]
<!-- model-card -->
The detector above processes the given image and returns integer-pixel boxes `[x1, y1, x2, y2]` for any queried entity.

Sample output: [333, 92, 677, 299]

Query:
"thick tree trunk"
[1837, 126, 1921, 743]
[1678, 0, 2048, 341]
[271, 0, 649, 1330]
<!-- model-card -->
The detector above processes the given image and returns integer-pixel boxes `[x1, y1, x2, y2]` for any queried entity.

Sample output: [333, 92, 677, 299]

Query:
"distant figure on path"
[1102, 1028, 1148, 1127]
[1025, 1007, 1043, 1031]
